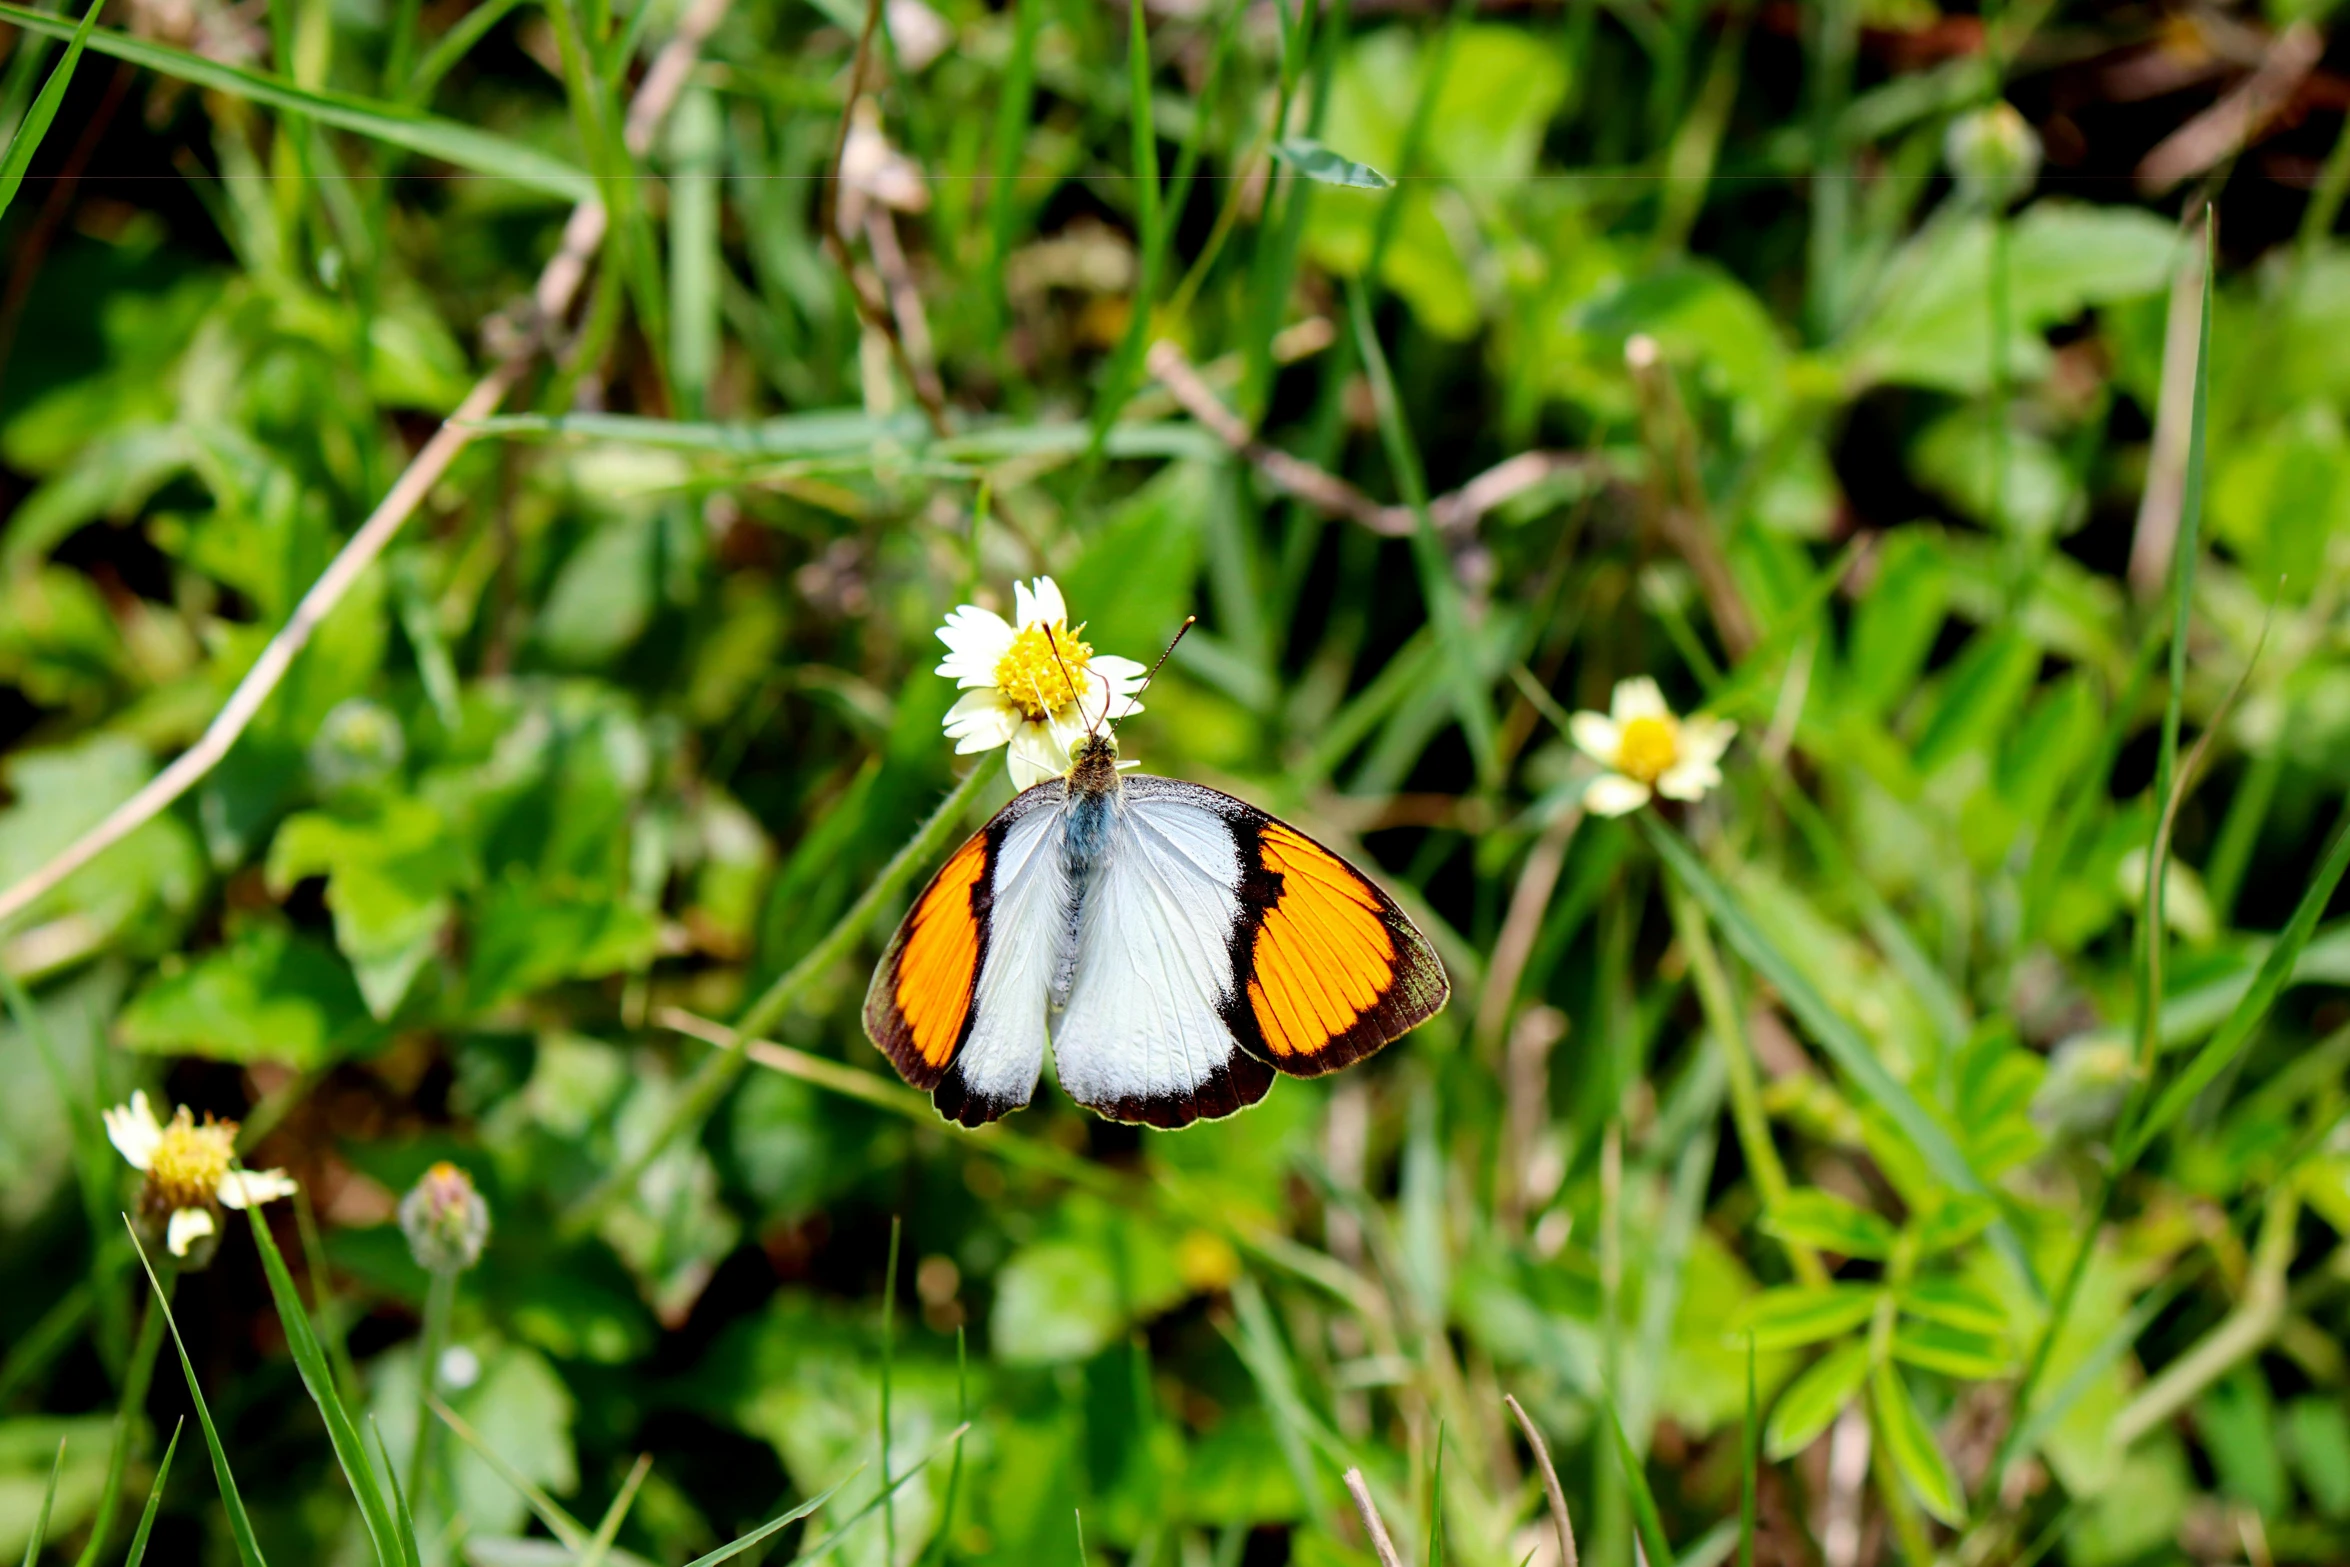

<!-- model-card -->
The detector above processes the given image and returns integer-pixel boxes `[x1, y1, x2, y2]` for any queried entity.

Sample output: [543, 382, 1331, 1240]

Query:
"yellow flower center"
[1616, 714, 1681, 785]
[993, 620, 1093, 722]
[146, 1108, 236, 1215]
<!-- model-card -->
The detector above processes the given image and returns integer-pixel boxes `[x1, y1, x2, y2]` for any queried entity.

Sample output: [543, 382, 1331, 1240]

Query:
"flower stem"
[558, 757, 1001, 1239]
[407, 1267, 458, 1511]
[72, 1262, 173, 1567]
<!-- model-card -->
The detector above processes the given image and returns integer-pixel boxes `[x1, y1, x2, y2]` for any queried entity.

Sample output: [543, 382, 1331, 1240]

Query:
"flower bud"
[309, 698, 407, 794]
[400, 1162, 490, 1274]
[1946, 102, 2041, 209]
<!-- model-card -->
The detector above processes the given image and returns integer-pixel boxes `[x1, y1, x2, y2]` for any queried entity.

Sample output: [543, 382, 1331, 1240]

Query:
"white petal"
[1089, 654, 1149, 692]
[1026, 577, 1068, 627]
[1679, 716, 1737, 768]
[1007, 722, 1067, 788]
[942, 689, 1021, 752]
[1012, 579, 1041, 628]
[934, 606, 1015, 685]
[1583, 773, 1653, 817]
[1611, 676, 1669, 724]
[219, 1168, 297, 1209]
[1569, 712, 1620, 766]
[166, 1207, 216, 1258]
[104, 1091, 163, 1171]
[1656, 760, 1721, 801]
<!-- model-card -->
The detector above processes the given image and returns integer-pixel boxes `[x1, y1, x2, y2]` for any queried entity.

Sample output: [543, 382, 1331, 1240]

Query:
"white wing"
[936, 793, 1067, 1125]
[1052, 782, 1273, 1127]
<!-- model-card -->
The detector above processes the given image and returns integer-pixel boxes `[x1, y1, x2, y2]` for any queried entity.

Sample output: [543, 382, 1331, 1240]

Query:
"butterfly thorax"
[1051, 733, 1124, 1010]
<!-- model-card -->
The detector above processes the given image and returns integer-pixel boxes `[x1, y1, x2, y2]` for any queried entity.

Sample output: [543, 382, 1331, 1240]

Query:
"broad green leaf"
[1730, 1284, 1880, 1351]
[1908, 1193, 1997, 1256]
[0, 3, 591, 199]
[0, 0, 101, 226]
[267, 799, 469, 1019]
[1871, 1362, 1962, 1524]
[465, 879, 660, 1011]
[1890, 1318, 2010, 1380]
[1765, 1190, 1896, 1260]
[1272, 137, 1392, 189]
[1765, 1341, 1869, 1460]
[118, 923, 375, 1068]
[2284, 1396, 2350, 1519]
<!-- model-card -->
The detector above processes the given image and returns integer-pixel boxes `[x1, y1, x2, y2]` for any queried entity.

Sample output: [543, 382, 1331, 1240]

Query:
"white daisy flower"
[935, 576, 1149, 789]
[1568, 676, 1735, 817]
[105, 1090, 297, 1263]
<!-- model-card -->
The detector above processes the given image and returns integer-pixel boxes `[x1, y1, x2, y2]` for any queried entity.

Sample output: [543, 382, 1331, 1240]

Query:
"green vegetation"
[5, 1, 2350, 1564]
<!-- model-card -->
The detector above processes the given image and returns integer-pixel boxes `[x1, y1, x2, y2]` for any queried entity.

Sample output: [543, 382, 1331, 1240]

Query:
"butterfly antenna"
[1044, 629, 1104, 738]
[1134, 616, 1197, 701]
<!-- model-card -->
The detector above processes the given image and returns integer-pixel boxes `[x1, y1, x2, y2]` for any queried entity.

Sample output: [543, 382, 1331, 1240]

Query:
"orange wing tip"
[1244, 822, 1444, 1072]
[869, 829, 991, 1089]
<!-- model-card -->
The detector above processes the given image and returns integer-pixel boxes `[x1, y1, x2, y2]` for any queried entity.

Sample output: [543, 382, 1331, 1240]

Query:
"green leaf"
[118, 923, 376, 1068]
[0, 0, 101, 227]
[1897, 1275, 2008, 1336]
[1765, 1341, 1869, 1460]
[1731, 1284, 1880, 1351]
[267, 800, 469, 1019]
[1765, 1190, 1897, 1259]
[1908, 1193, 1997, 1256]
[1871, 1361, 1961, 1525]
[1272, 137, 1392, 189]
[1890, 1318, 2010, 1380]
[127, 1228, 268, 1567]
[0, 2, 591, 199]
[238, 1203, 402, 1566]
[465, 878, 660, 1011]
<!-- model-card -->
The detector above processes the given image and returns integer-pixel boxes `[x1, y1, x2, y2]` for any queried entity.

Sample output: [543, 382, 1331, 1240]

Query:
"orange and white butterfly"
[863, 727, 1450, 1128]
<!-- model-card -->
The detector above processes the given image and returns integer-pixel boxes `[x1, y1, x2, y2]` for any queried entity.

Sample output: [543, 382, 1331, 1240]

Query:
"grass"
[6, 3, 2350, 1566]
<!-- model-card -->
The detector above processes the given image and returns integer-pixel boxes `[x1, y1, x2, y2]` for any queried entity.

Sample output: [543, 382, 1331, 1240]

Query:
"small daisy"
[1569, 677, 1735, 817]
[104, 1090, 298, 1263]
[936, 576, 1149, 788]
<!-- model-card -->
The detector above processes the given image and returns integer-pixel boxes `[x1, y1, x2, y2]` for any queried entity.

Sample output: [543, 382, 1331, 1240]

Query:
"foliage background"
[5, 0, 2350, 1564]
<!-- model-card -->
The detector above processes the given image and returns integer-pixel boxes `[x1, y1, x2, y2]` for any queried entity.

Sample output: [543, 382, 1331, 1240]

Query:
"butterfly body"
[866, 735, 1449, 1128]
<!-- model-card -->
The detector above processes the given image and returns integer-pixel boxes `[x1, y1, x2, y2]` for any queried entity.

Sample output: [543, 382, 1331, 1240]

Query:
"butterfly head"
[1066, 730, 1123, 795]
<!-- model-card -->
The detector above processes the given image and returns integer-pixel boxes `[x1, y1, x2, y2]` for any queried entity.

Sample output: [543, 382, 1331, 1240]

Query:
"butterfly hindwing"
[1224, 807, 1449, 1076]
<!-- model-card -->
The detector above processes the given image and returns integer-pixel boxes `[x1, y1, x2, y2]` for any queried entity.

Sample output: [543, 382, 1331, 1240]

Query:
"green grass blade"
[426, 1393, 590, 1550]
[1077, 0, 1167, 472]
[369, 1418, 421, 1567]
[1426, 1423, 1445, 1567]
[0, 0, 100, 225]
[2125, 805, 2350, 1164]
[20, 1437, 64, 1567]
[579, 1453, 652, 1567]
[0, 0, 590, 198]
[979, 0, 1041, 345]
[879, 1214, 902, 1567]
[1640, 816, 1984, 1201]
[675, 1474, 852, 1567]
[784, 1423, 972, 1567]
[127, 1223, 269, 1567]
[1346, 280, 1500, 788]
[667, 84, 722, 418]
[237, 1197, 402, 1567]
[403, 0, 526, 101]
[122, 1420, 182, 1567]
[2131, 211, 2214, 1097]
[1608, 1402, 1672, 1567]
[1739, 1339, 1757, 1567]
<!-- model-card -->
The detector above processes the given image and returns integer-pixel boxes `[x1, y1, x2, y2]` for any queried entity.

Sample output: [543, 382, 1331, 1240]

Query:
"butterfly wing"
[864, 783, 1069, 1125]
[1051, 780, 1275, 1127]
[1222, 797, 1449, 1077]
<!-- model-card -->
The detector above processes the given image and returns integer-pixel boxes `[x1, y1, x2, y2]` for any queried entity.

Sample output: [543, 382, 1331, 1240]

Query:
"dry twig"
[2137, 22, 2323, 196]
[1146, 339, 1593, 539]
[1343, 1467, 1408, 1567]
[0, 0, 738, 933]
[1504, 1395, 1580, 1567]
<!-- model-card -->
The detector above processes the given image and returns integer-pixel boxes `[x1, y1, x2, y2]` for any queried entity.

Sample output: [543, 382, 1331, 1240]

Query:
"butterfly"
[863, 641, 1449, 1129]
